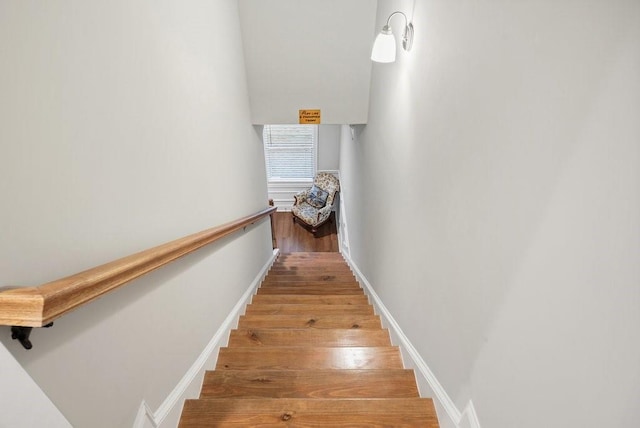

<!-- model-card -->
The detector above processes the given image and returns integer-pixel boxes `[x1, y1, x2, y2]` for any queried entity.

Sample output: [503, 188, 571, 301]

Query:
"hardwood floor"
[272, 211, 339, 253]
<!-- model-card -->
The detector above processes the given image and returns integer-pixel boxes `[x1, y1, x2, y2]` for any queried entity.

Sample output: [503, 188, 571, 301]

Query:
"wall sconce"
[371, 11, 414, 63]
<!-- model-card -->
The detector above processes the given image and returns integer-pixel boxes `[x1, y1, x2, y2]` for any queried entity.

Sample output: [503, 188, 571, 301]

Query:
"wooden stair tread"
[200, 369, 419, 399]
[238, 314, 381, 329]
[245, 303, 374, 315]
[257, 286, 364, 295]
[265, 268, 355, 279]
[261, 280, 360, 288]
[181, 397, 435, 413]
[276, 254, 346, 259]
[179, 398, 439, 427]
[272, 263, 350, 269]
[216, 346, 403, 370]
[228, 328, 392, 347]
[273, 256, 348, 260]
[251, 294, 369, 305]
[273, 259, 349, 265]
[269, 266, 353, 273]
[261, 283, 360, 289]
[258, 281, 364, 294]
[263, 278, 359, 283]
[272, 257, 350, 263]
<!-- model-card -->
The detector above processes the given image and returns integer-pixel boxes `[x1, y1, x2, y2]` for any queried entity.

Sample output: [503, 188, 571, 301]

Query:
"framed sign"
[299, 109, 321, 124]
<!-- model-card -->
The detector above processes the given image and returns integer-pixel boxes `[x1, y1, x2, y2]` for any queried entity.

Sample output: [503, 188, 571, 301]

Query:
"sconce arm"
[384, 11, 414, 51]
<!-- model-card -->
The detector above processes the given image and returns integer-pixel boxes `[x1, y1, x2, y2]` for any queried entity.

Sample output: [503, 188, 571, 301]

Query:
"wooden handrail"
[0, 206, 276, 328]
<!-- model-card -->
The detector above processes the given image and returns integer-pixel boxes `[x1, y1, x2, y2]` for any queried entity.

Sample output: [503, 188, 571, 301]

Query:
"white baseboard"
[342, 253, 481, 428]
[270, 198, 294, 211]
[334, 170, 350, 258]
[459, 400, 482, 428]
[133, 249, 279, 428]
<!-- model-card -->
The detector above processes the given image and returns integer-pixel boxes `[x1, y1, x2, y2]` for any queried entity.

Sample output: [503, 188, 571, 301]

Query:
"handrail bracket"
[11, 322, 54, 350]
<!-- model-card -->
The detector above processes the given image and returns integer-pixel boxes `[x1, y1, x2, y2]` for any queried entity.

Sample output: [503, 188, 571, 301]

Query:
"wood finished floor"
[272, 211, 339, 253]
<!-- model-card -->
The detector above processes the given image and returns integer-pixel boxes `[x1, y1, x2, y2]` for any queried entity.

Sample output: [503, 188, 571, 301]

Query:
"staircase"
[179, 252, 439, 427]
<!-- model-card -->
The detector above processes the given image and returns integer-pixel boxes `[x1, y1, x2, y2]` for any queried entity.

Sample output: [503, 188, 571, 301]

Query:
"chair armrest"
[316, 204, 333, 222]
[293, 189, 311, 205]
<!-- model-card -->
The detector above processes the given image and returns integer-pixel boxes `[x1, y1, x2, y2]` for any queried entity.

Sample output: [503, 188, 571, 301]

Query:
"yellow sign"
[299, 109, 321, 124]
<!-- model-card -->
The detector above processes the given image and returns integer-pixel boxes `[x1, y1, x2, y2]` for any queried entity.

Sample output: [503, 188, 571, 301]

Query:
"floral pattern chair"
[291, 172, 340, 233]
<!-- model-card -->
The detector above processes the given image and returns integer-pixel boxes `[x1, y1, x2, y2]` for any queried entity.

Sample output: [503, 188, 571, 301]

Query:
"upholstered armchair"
[291, 172, 340, 233]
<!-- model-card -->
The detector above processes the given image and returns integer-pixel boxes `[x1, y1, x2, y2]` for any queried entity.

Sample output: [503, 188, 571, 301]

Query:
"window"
[263, 124, 317, 182]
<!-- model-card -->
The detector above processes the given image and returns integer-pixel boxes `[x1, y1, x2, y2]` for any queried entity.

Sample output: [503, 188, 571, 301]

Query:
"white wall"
[238, 0, 377, 124]
[318, 124, 341, 171]
[340, 1, 640, 427]
[0, 344, 71, 427]
[0, 1, 272, 427]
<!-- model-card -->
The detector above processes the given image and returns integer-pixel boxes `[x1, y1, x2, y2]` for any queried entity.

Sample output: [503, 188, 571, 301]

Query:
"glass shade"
[371, 27, 396, 63]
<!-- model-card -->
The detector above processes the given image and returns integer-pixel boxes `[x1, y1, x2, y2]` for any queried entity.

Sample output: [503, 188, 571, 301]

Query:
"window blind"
[263, 124, 317, 181]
